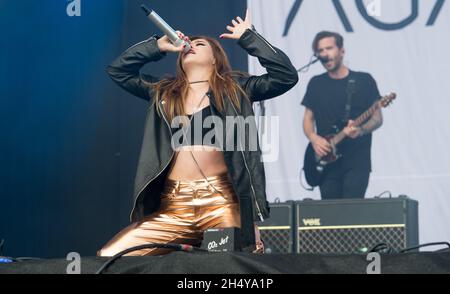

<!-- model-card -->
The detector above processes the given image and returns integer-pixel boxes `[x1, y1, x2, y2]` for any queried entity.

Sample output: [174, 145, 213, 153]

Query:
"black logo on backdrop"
[283, 0, 445, 36]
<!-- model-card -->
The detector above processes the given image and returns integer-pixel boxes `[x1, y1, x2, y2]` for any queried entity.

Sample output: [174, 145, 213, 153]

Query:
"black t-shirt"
[302, 70, 381, 171]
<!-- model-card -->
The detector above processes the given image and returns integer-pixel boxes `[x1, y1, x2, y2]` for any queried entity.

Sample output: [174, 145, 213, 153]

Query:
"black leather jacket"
[107, 28, 298, 249]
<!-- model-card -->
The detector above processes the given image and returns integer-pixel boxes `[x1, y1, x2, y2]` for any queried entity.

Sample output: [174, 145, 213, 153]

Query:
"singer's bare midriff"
[167, 146, 229, 181]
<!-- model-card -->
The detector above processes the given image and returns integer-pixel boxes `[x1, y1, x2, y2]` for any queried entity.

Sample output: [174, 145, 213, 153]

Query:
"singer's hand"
[220, 9, 252, 40]
[157, 31, 191, 53]
[253, 224, 264, 254]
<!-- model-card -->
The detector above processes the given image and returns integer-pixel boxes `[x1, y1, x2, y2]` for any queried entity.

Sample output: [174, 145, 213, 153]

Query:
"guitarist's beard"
[323, 54, 344, 73]
[325, 58, 343, 73]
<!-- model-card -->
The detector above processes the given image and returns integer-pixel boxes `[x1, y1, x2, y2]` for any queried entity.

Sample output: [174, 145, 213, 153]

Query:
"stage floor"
[1, 251, 450, 274]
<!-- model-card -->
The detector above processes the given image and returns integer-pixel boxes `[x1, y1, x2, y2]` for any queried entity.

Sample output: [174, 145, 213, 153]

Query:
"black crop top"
[170, 106, 218, 147]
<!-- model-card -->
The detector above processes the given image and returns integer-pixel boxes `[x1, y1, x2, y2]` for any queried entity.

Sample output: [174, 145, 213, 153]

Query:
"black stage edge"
[1, 251, 450, 274]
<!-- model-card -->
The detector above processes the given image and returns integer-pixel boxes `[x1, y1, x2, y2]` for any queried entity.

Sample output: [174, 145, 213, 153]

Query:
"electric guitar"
[303, 93, 396, 188]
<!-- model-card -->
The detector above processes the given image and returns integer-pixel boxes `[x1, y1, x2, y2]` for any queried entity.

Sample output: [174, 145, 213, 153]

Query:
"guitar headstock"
[380, 92, 396, 108]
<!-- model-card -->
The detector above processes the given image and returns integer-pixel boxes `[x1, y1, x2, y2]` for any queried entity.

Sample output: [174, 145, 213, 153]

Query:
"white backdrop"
[248, 0, 450, 246]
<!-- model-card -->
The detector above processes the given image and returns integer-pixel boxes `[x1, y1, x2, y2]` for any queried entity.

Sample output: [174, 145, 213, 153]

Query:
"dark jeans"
[319, 166, 370, 200]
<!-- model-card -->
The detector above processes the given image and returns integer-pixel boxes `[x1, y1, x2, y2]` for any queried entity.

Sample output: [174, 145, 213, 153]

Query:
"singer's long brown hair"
[150, 36, 249, 122]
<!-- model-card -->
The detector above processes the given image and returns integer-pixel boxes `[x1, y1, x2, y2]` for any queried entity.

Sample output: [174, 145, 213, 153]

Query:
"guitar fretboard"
[330, 101, 381, 146]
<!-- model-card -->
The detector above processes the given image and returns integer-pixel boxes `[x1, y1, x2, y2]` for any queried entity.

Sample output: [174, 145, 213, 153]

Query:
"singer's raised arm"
[106, 36, 166, 101]
[234, 28, 299, 102]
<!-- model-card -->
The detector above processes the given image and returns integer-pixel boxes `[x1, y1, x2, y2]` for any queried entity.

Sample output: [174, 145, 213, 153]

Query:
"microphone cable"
[95, 243, 208, 274]
[297, 55, 319, 73]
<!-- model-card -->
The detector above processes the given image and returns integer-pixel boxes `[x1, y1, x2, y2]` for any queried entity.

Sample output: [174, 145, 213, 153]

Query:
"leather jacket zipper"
[228, 97, 265, 222]
[129, 101, 175, 221]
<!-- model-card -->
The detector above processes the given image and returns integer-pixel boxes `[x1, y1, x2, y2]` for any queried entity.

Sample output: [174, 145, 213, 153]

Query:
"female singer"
[98, 10, 298, 256]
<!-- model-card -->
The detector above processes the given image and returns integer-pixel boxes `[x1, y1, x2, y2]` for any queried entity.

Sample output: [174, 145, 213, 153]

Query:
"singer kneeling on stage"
[97, 10, 298, 256]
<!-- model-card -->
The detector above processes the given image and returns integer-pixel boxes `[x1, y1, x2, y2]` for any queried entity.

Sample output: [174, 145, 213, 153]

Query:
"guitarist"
[302, 31, 383, 199]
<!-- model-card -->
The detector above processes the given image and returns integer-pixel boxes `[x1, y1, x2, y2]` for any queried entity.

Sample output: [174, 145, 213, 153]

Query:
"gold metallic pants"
[97, 173, 241, 256]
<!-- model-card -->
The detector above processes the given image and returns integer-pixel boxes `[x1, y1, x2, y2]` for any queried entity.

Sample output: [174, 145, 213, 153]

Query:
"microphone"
[315, 54, 329, 63]
[141, 4, 191, 53]
[297, 54, 330, 72]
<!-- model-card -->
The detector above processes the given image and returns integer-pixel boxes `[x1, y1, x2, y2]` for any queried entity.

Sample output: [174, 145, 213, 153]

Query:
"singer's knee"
[97, 246, 113, 257]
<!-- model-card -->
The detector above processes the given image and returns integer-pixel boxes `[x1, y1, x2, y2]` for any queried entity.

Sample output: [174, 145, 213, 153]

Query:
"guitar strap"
[343, 77, 357, 123]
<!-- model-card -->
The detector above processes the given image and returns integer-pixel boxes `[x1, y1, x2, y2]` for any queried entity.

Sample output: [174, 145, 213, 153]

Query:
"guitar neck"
[331, 101, 380, 146]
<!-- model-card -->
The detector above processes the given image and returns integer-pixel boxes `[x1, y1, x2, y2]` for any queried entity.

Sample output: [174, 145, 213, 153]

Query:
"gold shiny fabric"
[97, 173, 241, 257]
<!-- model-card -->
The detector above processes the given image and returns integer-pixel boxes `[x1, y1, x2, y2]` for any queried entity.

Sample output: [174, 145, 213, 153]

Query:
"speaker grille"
[260, 227, 293, 253]
[298, 225, 406, 254]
